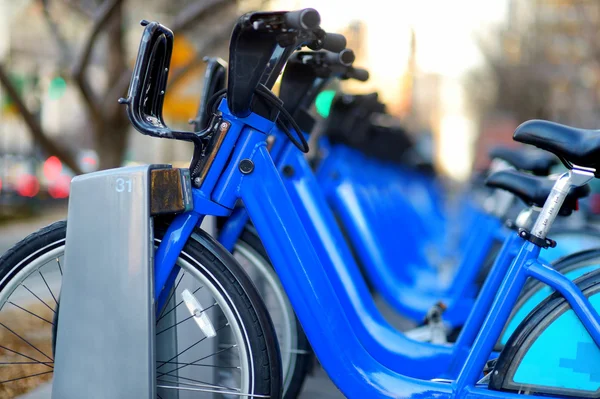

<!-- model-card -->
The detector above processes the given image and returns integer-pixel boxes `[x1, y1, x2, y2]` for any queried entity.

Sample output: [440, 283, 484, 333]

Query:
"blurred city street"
[2, 0, 600, 398]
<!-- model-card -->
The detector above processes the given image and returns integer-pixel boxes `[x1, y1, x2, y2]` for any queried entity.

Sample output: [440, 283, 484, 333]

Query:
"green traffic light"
[315, 90, 336, 118]
[48, 77, 67, 100]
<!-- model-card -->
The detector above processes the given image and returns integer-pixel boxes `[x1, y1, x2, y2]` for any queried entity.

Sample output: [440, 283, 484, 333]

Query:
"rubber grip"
[347, 67, 369, 82]
[284, 8, 321, 30]
[322, 33, 347, 53]
[324, 49, 355, 66]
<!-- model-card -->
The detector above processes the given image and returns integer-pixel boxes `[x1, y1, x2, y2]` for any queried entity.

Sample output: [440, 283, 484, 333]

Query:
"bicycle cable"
[205, 86, 310, 153]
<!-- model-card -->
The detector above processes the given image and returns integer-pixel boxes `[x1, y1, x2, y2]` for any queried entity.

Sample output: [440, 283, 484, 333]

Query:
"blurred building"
[473, 0, 600, 170]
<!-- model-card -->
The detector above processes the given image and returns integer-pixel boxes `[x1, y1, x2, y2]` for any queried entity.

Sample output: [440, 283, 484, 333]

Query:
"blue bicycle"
[124, 12, 600, 398]
[2, 8, 600, 399]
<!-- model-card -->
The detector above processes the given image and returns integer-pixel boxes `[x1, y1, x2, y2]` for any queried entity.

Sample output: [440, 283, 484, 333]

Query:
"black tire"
[490, 268, 600, 397]
[0, 220, 282, 398]
[239, 227, 313, 399]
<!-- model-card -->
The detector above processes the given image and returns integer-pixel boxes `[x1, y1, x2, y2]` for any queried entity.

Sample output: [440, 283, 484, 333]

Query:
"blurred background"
[0, 0, 599, 397]
[2, 0, 600, 221]
[1, 0, 600, 215]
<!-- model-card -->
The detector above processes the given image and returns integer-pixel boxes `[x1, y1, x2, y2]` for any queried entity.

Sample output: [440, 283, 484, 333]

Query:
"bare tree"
[0, 0, 240, 173]
[466, 0, 600, 129]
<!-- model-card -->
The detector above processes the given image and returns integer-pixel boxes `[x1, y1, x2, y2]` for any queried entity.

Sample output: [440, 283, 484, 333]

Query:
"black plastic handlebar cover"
[284, 8, 321, 30]
[227, 9, 352, 118]
[346, 67, 369, 82]
[321, 33, 347, 53]
[323, 49, 355, 67]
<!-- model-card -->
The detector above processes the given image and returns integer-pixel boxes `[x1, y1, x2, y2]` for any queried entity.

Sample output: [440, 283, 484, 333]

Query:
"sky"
[274, 0, 508, 77]
[273, 0, 510, 179]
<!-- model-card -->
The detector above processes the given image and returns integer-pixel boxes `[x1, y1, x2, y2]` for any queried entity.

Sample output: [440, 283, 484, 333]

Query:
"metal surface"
[182, 105, 600, 398]
[52, 165, 159, 399]
[239, 141, 453, 398]
[531, 168, 594, 239]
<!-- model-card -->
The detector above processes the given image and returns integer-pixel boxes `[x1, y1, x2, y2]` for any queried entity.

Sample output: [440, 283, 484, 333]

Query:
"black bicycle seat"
[489, 146, 558, 176]
[485, 169, 590, 216]
[513, 120, 600, 169]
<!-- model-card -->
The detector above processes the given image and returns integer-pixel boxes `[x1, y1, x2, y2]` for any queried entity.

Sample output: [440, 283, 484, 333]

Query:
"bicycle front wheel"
[0, 221, 281, 398]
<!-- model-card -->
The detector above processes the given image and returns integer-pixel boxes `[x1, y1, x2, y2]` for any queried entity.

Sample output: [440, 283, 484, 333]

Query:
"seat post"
[530, 168, 594, 241]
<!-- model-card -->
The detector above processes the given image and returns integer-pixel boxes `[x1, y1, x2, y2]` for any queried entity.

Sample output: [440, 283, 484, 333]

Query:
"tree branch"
[40, 0, 73, 68]
[170, 0, 236, 35]
[63, 0, 95, 18]
[0, 64, 83, 175]
[71, 0, 124, 127]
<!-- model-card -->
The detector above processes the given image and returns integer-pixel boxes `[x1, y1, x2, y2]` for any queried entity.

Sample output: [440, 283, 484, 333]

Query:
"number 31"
[116, 178, 132, 193]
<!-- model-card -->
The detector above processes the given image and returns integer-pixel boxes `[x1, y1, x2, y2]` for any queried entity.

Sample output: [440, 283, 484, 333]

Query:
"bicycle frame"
[153, 101, 600, 398]
[219, 132, 506, 324]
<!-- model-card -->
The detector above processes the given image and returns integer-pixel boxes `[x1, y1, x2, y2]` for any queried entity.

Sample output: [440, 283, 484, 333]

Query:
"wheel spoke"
[156, 314, 194, 336]
[156, 302, 217, 336]
[0, 321, 53, 362]
[56, 258, 63, 276]
[8, 302, 54, 326]
[157, 273, 184, 320]
[0, 361, 53, 365]
[157, 383, 269, 398]
[158, 373, 239, 392]
[157, 342, 237, 378]
[156, 284, 203, 323]
[39, 270, 58, 306]
[156, 360, 239, 369]
[21, 285, 56, 314]
[155, 324, 228, 371]
[0, 370, 53, 385]
[0, 345, 53, 368]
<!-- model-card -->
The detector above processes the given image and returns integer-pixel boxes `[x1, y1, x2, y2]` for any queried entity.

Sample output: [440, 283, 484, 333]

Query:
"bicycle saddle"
[485, 169, 590, 216]
[513, 119, 600, 169]
[488, 146, 558, 176]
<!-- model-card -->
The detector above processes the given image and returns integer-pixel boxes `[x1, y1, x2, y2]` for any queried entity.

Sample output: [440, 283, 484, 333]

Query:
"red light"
[43, 156, 63, 181]
[16, 175, 40, 198]
[48, 175, 71, 199]
[82, 156, 97, 166]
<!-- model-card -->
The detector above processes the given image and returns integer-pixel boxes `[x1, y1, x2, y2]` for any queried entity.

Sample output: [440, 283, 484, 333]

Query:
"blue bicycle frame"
[151, 101, 600, 398]
[220, 122, 524, 379]
[218, 128, 505, 319]
[219, 127, 598, 328]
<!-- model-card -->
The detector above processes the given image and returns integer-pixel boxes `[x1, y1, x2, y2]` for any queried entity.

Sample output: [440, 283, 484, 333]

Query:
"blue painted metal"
[454, 240, 539, 392]
[154, 212, 202, 314]
[151, 103, 600, 398]
[512, 293, 600, 391]
[527, 260, 600, 348]
[238, 140, 454, 398]
[500, 263, 600, 346]
[277, 140, 455, 378]
[450, 232, 523, 373]
[218, 207, 250, 252]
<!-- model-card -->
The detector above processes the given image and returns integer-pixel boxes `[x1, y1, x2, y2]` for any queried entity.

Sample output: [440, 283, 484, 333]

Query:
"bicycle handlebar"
[283, 8, 321, 30]
[320, 33, 347, 53]
[323, 49, 355, 67]
[227, 9, 351, 118]
[346, 67, 369, 82]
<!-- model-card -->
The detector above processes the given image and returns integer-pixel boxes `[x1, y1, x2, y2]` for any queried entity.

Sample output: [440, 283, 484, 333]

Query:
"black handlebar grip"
[323, 49, 355, 67]
[322, 33, 347, 53]
[347, 67, 370, 82]
[284, 8, 321, 30]
[339, 49, 356, 66]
